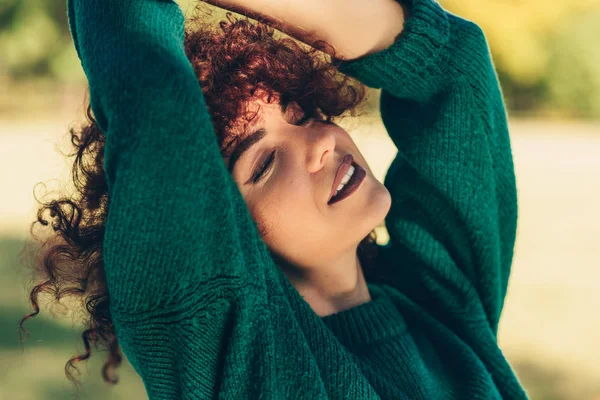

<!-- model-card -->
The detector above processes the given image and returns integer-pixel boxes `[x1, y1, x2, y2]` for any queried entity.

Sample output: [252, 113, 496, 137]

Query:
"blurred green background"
[2, 0, 600, 119]
[1, 0, 600, 399]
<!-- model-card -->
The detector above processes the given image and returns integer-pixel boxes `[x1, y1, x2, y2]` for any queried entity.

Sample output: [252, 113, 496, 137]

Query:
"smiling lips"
[329, 154, 354, 200]
[328, 154, 366, 205]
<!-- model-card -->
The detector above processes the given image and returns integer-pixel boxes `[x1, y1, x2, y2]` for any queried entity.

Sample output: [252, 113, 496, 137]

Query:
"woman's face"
[224, 96, 391, 272]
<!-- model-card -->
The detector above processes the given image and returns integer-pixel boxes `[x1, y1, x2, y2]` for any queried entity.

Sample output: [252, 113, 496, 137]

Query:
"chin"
[366, 179, 392, 218]
[378, 186, 392, 216]
[355, 183, 391, 242]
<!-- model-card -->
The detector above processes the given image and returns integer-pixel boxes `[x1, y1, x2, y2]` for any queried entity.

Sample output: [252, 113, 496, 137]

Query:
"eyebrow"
[226, 127, 267, 176]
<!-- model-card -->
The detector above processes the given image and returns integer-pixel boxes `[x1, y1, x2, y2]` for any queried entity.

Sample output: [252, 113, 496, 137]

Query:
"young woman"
[20, 0, 528, 398]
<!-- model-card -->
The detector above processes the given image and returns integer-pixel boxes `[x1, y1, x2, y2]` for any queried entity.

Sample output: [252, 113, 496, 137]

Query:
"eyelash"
[252, 150, 276, 183]
[251, 114, 312, 183]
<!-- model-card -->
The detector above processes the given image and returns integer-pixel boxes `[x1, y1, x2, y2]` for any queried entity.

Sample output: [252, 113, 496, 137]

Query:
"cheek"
[249, 203, 271, 238]
[247, 183, 298, 245]
[247, 167, 318, 244]
[248, 198, 284, 240]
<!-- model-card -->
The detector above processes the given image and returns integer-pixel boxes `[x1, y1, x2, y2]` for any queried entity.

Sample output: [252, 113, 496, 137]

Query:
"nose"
[306, 127, 336, 174]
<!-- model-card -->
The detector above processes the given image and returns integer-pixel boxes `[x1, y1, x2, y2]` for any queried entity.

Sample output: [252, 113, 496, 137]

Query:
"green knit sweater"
[67, 0, 528, 398]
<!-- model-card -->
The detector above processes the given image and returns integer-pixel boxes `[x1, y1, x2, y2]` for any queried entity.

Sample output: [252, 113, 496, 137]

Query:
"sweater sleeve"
[338, 0, 517, 335]
[67, 0, 272, 314]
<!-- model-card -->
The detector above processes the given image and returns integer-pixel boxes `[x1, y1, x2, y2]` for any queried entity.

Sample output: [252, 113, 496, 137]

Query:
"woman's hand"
[201, 0, 407, 61]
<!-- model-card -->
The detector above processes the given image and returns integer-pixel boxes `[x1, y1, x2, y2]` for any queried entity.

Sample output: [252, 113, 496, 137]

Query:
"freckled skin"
[224, 95, 392, 316]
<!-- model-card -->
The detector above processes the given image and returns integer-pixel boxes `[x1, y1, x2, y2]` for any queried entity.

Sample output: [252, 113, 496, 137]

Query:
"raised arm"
[67, 0, 272, 314]
[337, 0, 518, 336]
[201, 0, 408, 61]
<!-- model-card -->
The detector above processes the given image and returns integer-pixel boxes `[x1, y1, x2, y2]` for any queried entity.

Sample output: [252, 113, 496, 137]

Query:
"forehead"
[222, 97, 299, 156]
[221, 104, 266, 157]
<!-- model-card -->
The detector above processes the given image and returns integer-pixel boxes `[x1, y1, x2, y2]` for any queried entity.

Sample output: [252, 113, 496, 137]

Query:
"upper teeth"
[335, 165, 355, 195]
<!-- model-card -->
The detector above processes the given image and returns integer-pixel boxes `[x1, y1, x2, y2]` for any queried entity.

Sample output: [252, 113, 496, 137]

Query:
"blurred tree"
[441, 0, 600, 118]
[1, 0, 599, 118]
[441, 0, 597, 85]
[545, 10, 600, 118]
[0, 0, 82, 81]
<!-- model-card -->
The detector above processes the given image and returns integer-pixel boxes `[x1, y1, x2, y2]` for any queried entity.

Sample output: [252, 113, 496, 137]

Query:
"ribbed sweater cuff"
[321, 284, 407, 349]
[337, 0, 450, 102]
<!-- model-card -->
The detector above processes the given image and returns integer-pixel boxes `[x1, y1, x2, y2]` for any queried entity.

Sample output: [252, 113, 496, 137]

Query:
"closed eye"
[252, 150, 276, 183]
[250, 113, 313, 184]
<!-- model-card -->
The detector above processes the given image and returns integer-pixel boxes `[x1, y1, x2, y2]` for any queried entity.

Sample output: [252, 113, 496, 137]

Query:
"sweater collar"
[266, 250, 407, 351]
[320, 283, 407, 349]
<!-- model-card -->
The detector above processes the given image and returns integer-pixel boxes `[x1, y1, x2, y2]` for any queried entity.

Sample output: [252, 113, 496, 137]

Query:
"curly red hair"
[19, 11, 376, 388]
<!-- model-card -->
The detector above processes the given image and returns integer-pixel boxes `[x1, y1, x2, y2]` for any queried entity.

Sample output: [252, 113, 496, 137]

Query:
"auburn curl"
[18, 10, 377, 388]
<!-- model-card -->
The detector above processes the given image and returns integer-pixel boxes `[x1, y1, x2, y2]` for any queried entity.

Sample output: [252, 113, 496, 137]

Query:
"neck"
[281, 251, 372, 317]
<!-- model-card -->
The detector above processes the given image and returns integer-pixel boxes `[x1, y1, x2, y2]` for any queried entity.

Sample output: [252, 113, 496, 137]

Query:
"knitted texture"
[67, 0, 528, 398]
